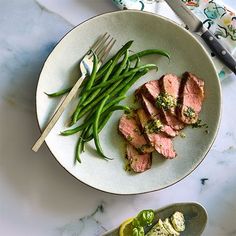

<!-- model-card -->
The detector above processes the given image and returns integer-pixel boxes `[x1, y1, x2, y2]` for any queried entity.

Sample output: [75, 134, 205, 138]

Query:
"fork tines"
[89, 33, 116, 63]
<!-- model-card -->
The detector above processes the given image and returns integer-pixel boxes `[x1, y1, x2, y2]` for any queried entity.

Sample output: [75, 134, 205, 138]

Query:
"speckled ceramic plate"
[103, 202, 208, 236]
[36, 10, 221, 195]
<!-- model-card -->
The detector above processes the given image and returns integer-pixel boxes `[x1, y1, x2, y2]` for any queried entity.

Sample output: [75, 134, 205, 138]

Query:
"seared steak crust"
[177, 72, 205, 124]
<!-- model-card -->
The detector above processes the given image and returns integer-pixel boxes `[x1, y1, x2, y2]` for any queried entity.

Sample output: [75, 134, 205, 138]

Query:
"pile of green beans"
[46, 41, 170, 163]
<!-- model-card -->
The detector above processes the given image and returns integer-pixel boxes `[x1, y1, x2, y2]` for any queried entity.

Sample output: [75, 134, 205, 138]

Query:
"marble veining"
[59, 204, 106, 236]
[0, 0, 236, 235]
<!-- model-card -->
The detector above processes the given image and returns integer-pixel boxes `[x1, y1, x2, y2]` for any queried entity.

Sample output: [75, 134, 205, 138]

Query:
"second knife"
[165, 0, 236, 75]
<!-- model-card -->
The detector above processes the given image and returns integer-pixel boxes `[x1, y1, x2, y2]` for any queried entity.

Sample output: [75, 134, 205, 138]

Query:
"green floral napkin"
[112, 0, 236, 80]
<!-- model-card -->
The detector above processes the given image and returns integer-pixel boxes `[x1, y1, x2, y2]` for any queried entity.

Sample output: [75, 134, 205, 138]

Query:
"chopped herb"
[124, 109, 131, 115]
[192, 119, 208, 129]
[125, 114, 132, 120]
[184, 106, 196, 119]
[205, 130, 209, 134]
[136, 147, 143, 154]
[144, 119, 163, 134]
[124, 162, 131, 172]
[137, 144, 151, 154]
[127, 135, 133, 142]
[201, 178, 209, 185]
[180, 132, 186, 138]
[156, 92, 177, 111]
[176, 103, 182, 108]
[133, 128, 139, 132]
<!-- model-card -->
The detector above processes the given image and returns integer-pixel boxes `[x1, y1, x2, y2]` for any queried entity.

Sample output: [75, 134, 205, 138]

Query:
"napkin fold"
[112, 0, 236, 80]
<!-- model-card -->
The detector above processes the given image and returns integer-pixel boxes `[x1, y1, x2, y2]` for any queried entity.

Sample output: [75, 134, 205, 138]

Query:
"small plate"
[103, 202, 208, 236]
[36, 10, 221, 194]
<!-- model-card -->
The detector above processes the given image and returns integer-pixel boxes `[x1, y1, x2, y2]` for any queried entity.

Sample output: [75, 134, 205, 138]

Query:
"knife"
[165, 0, 236, 75]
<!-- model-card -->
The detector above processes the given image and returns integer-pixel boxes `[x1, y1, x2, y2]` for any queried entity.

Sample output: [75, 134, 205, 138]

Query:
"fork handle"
[32, 75, 85, 152]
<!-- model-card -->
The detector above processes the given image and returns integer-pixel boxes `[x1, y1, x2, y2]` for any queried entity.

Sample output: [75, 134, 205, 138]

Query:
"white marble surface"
[0, 0, 236, 235]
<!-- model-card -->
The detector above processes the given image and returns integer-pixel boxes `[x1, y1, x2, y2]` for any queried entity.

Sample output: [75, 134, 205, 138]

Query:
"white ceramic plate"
[36, 10, 221, 195]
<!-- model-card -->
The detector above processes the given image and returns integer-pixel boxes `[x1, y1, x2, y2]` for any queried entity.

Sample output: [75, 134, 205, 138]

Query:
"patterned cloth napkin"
[112, 0, 236, 80]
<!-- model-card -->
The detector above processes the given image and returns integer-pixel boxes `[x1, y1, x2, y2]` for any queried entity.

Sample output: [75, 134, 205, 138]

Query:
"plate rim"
[35, 9, 222, 195]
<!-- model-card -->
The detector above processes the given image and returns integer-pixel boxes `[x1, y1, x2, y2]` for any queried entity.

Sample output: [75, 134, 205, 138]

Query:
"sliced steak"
[177, 72, 205, 124]
[161, 110, 185, 131]
[137, 94, 177, 137]
[126, 143, 152, 173]
[118, 113, 154, 153]
[137, 80, 160, 103]
[136, 108, 177, 159]
[159, 74, 182, 116]
[137, 79, 184, 131]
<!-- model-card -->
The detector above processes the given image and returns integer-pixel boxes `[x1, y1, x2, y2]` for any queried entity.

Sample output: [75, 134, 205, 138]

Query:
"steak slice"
[177, 72, 205, 124]
[138, 79, 184, 131]
[137, 80, 160, 103]
[118, 113, 154, 153]
[161, 110, 185, 131]
[137, 93, 177, 137]
[159, 74, 182, 116]
[126, 143, 152, 173]
[136, 108, 177, 159]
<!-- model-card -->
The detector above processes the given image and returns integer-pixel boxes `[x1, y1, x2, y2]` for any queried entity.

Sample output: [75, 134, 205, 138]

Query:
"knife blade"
[165, 0, 236, 75]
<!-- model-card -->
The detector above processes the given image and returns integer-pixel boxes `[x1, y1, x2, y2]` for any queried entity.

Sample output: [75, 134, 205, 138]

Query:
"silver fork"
[32, 33, 116, 152]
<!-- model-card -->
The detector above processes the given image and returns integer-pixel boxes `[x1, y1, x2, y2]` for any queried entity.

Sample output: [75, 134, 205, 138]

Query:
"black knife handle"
[201, 30, 236, 75]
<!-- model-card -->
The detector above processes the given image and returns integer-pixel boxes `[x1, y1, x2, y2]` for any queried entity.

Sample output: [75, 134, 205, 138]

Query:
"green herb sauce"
[183, 106, 196, 119]
[144, 119, 163, 134]
[156, 92, 177, 111]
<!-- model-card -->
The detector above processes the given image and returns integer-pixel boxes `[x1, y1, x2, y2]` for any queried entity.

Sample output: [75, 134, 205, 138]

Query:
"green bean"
[84, 105, 130, 142]
[45, 87, 73, 97]
[83, 70, 148, 142]
[75, 79, 124, 122]
[93, 95, 112, 160]
[82, 105, 130, 143]
[88, 41, 132, 88]
[79, 59, 113, 92]
[128, 49, 170, 61]
[90, 69, 148, 139]
[134, 56, 140, 68]
[45, 60, 112, 98]
[95, 59, 113, 79]
[75, 137, 83, 163]
[75, 68, 145, 122]
[83, 71, 147, 142]
[110, 48, 169, 74]
[124, 60, 130, 73]
[75, 128, 87, 163]
[120, 69, 149, 96]
[61, 119, 91, 136]
[81, 45, 131, 107]
[71, 42, 132, 124]
[72, 53, 98, 125]
[85, 113, 112, 142]
[103, 105, 131, 115]
[83, 67, 142, 143]
[113, 50, 129, 77]
[95, 41, 133, 74]
[61, 95, 127, 136]
[86, 64, 157, 92]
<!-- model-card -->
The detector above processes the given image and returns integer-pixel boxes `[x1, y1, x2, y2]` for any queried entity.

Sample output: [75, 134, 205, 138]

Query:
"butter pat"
[171, 212, 185, 232]
[146, 219, 169, 236]
[163, 218, 180, 236]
